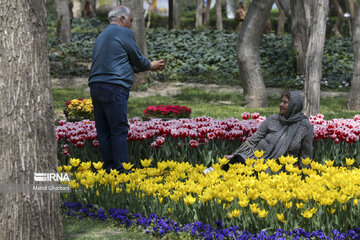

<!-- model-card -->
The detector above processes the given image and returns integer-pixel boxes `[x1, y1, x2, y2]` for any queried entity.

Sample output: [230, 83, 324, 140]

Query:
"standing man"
[89, 5, 165, 173]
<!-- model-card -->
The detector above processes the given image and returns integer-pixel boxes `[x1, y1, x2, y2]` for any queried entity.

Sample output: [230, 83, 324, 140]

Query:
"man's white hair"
[108, 6, 130, 23]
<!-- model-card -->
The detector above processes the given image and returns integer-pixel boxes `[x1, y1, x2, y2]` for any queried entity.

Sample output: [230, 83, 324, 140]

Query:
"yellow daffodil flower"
[276, 213, 286, 223]
[123, 162, 134, 170]
[141, 159, 152, 167]
[63, 165, 72, 172]
[346, 158, 355, 166]
[302, 157, 311, 165]
[70, 158, 81, 167]
[232, 209, 240, 218]
[218, 157, 230, 166]
[254, 150, 265, 158]
[93, 161, 103, 170]
[258, 209, 268, 218]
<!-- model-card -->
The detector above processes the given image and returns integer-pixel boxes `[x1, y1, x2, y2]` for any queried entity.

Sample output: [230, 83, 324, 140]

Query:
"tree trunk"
[237, 0, 274, 108]
[331, 0, 344, 37]
[275, 0, 285, 35]
[55, 0, 72, 44]
[91, 0, 97, 17]
[0, 1, 62, 239]
[347, 4, 360, 110]
[277, 0, 290, 17]
[168, 0, 173, 30]
[122, 0, 149, 89]
[216, 0, 223, 30]
[82, 0, 96, 18]
[348, 0, 357, 36]
[204, 0, 212, 28]
[173, 0, 180, 29]
[196, 0, 204, 29]
[304, 0, 329, 116]
[290, 0, 310, 75]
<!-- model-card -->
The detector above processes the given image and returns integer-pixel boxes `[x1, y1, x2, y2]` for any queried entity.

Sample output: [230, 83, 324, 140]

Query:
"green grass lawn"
[53, 87, 357, 120]
[63, 216, 152, 240]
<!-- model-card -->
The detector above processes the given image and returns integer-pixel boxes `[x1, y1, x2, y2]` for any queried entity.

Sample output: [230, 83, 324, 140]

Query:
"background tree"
[55, 0, 73, 44]
[275, 0, 285, 35]
[277, 0, 290, 17]
[196, 0, 204, 29]
[348, 2, 360, 110]
[331, 0, 344, 37]
[290, 0, 311, 76]
[173, 0, 180, 29]
[304, 0, 329, 116]
[237, 0, 274, 108]
[204, 0, 212, 28]
[122, 0, 149, 88]
[216, 0, 223, 30]
[0, 0, 62, 239]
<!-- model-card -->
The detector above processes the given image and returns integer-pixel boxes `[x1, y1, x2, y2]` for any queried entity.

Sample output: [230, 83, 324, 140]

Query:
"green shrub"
[48, 19, 354, 90]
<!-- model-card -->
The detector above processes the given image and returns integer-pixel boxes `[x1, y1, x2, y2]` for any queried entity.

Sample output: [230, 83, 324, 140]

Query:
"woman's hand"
[223, 155, 234, 159]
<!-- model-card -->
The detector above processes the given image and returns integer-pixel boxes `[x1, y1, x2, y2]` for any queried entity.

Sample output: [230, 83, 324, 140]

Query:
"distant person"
[204, 91, 314, 173]
[235, 1, 247, 31]
[89, 5, 166, 173]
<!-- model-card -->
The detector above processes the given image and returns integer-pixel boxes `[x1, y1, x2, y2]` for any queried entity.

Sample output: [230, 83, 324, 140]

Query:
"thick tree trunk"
[122, 0, 148, 89]
[348, 0, 357, 36]
[277, 0, 290, 17]
[304, 0, 329, 116]
[347, 4, 360, 110]
[216, 0, 223, 30]
[237, 0, 274, 108]
[55, 0, 72, 44]
[0, 1, 62, 239]
[331, 0, 344, 37]
[291, 0, 310, 75]
[204, 0, 212, 28]
[173, 0, 180, 29]
[196, 0, 204, 29]
[275, 0, 285, 35]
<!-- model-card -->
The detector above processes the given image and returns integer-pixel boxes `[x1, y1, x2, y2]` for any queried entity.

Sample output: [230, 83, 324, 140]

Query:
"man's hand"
[224, 155, 234, 159]
[150, 59, 166, 72]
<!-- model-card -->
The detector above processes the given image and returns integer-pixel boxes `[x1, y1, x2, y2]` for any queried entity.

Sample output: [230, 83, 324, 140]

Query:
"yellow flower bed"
[60, 156, 360, 232]
[64, 98, 94, 120]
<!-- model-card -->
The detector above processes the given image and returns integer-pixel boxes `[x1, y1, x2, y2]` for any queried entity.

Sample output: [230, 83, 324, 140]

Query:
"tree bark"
[196, 0, 204, 29]
[173, 0, 181, 29]
[216, 0, 223, 30]
[275, 0, 285, 35]
[55, 0, 72, 44]
[304, 0, 329, 116]
[347, 4, 360, 110]
[204, 0, 212, 28]
[0, 1, 62, 239]
[348, 0, 357, 36]
[237, 0, 274, 108]
[290, 0, 310, 75]
[122, 0, 149, 89]
[331, 0, 344, 37]
[168, 0, 173, 29]
[277, 0, 290, 17]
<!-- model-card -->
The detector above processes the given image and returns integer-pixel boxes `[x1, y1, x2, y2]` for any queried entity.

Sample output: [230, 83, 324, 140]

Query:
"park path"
[51, 77, 349, 98]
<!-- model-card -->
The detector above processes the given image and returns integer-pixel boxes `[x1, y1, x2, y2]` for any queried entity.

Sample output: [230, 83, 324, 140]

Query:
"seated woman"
[221, 91, 314, 171]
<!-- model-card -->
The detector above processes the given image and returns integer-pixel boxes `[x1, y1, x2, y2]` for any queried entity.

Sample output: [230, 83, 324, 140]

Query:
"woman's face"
[280, 96, 289, 116]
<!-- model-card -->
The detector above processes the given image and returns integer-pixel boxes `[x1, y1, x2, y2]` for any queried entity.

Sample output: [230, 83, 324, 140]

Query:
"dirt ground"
[51, 77, 348, 99]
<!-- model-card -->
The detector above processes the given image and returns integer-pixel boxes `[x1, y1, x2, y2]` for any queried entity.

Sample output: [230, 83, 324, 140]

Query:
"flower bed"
[143, 104, 192, 119]
[56, 114, 360, 167]
[63, 98, 94, 121]
[60, 155, 360, 234]
[62, 201, 360, 239]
